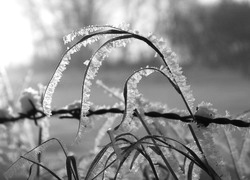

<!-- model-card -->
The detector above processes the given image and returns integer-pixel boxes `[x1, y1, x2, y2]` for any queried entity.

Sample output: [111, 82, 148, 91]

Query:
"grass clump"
[2, 24, 250, 180]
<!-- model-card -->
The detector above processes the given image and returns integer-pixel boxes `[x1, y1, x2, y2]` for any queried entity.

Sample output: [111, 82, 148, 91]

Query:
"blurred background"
[0, 0, 250, 178]
[1, 0, 250, 150]
[1, 0, 250, 112]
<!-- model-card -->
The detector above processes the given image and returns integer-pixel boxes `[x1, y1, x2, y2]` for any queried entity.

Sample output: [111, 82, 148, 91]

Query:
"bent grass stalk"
[6, 24, 249, 179]
[42, 24, 214, 179]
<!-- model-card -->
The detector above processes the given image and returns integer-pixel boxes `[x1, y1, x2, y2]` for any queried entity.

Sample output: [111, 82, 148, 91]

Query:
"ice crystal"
[122, 67, 173, 132]
[63, 25, 104, 44]
[43, 32, 107, 116]
[63, 23, 130, 44]
[146, 34, 195, 111]
[43, 54, 71, 116]
[83, 59, 90, 66]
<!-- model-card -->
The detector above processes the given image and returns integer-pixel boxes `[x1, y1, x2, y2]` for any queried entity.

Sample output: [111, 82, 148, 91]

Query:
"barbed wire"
[0, 107, 249, 128]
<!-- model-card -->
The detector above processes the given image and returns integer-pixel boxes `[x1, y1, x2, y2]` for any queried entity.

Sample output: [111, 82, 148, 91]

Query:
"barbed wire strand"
[0, 107, 249, 128]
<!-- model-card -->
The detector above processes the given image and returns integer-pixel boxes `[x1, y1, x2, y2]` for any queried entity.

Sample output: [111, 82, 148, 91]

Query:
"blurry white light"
[0, 0, 33, 67]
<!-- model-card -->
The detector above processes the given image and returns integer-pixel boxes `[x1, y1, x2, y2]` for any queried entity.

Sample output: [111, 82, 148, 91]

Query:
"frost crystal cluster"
[43, 23, 196, 142]
[148, 34, 195, 111]
[43, 24, 129, 117]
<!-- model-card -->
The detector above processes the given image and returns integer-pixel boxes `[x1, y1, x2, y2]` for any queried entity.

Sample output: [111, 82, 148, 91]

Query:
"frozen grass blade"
[151, 135, 222, 179]
[134, 109, 179, 180]
[66, 155, 80, 180]
[43, 24, 196, 146]
[108, 135, 160, 180]
[75, 35, 132, 143]
[43, 28, 131, 117]
[187, 161, 195, 180]
[19, 23, 249, 180]
[114, 67, 177, 131]
[107, 129, 123, 162]
[85, 143, 113, 180]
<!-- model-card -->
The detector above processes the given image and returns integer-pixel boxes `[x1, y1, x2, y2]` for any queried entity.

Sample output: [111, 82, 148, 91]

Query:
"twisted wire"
[0, 107, 249, 128]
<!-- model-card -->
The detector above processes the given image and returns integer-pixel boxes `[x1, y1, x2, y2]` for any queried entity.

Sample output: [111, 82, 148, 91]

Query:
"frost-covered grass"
[1, 24, 250, 180]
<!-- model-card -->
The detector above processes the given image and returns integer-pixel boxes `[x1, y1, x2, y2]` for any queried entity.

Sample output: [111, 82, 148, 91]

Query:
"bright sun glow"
[0, 0, 33, 68]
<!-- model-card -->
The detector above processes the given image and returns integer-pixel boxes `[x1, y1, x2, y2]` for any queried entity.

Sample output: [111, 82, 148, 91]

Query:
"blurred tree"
[20, 0, 98, 70]
[22, 0, 250, 75]
[166, 0, 250, 76]
[19, 0, 171, 70]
